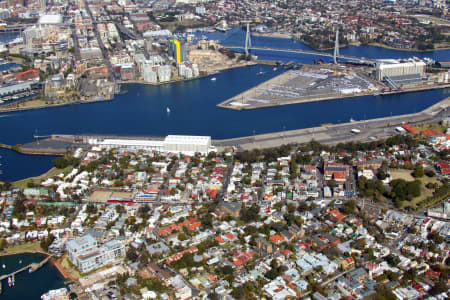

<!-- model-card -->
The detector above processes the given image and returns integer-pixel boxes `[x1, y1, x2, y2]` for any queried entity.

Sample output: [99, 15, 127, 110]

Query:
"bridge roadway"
[224, 45, 376, 64]
[0, 255, 52, 281]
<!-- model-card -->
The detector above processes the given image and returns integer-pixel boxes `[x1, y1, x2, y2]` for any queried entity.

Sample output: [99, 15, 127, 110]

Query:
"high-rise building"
[168, 39, 187, 63]
[39, 0, 46, 11]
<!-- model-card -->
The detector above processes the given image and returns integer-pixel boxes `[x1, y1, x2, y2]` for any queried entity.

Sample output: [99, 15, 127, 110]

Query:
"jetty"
[0, 255, 52, 281]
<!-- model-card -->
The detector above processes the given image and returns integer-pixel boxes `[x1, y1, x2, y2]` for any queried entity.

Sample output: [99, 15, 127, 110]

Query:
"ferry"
[41, 288, 69, 300]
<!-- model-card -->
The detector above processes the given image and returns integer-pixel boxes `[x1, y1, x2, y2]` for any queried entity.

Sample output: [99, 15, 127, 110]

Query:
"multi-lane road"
[214, 97, 450, 150]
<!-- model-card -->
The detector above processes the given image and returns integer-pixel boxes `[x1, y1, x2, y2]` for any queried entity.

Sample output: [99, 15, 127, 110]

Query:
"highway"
[224, 45, 376, 64]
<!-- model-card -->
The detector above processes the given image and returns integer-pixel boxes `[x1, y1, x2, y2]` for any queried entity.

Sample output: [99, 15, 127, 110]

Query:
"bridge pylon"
[333, 29, 339, 64]
[243, 21, 252, 56]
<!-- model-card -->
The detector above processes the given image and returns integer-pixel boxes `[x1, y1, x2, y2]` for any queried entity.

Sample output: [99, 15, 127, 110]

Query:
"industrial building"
[67, 234, 125, 273]
[164, 135, 212, 154]
[376, 61, 426, 82]
[86, 135, 215, 155]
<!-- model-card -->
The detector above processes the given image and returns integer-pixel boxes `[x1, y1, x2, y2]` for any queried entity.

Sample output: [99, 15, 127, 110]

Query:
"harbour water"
[0, 30, 448, 182]
[0, 147, 56, 182]
[0, 253, 65, 299]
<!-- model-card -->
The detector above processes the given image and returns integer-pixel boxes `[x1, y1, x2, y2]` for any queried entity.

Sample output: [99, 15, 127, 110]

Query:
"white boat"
[211, 77, 216, 81]
[2, 264, 5, 269]
[166, 107, 171, 113]
[41, 288, 69, 300]
[350, 117, 356, 122]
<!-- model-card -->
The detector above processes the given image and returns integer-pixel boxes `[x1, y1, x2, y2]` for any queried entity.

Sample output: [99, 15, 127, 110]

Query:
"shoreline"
[0, 249, 49, 258]
[219, 84, 450, 110]
[217, 67, 450, 110]
[0, 96, 112, 114]
[10, 96, 450, 153]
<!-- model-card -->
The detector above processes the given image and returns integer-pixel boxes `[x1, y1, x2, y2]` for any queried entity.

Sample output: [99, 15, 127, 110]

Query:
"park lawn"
[412, 123, 447, 134]
[59, 255, 81, 280]
[389, 168, 442, 209]
[13, 166, 73, 188]
[409, 15, 450, 26]
[0, 241, 42, 255]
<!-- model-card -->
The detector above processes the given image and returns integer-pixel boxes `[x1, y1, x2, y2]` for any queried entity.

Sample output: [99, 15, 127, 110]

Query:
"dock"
[217, 65, 450, 110]
[0, 255, 52, 281]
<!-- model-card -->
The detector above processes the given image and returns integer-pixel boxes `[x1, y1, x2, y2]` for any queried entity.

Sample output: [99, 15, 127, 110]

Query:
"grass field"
[13, 166, 73, 189]
[410, 15, 450, 26]
[0, 242, 43, 256]
[412, 123, 447, 134]
[389, 168, 442, 209]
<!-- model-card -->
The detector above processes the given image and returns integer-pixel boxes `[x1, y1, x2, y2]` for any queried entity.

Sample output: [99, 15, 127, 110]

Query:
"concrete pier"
[3, 97, 449, 155]
[217, 65, 450, 110]
[0, 255, 52, 281]
[214, 97, 450, 150]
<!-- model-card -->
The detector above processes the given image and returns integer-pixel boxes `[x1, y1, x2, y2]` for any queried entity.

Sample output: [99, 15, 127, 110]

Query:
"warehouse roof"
[164, 135, 211, 146]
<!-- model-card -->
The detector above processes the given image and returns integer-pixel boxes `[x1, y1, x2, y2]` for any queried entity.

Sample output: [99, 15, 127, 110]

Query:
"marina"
[0, 253, 65, 300]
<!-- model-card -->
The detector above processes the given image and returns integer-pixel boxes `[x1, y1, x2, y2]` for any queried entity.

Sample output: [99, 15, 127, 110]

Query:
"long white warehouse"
[86, 135, 215, 155]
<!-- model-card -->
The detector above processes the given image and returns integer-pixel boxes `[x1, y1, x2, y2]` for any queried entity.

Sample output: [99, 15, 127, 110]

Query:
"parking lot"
[220, 66, 380, 109]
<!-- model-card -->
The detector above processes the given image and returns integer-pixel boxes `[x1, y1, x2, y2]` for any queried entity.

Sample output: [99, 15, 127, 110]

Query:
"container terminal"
[218, 60, 450, 110]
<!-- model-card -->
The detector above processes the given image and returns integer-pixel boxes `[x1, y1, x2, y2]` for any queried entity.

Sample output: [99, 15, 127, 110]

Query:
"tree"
[40, 234, 55, 252]
[342, 199, 356, 214]
[86, 204, 97, 215]
[13, 197, 27, 218]
[239, 204, 260, 222]
[126, 247, 138, 261]
[412, 165, 424, 178]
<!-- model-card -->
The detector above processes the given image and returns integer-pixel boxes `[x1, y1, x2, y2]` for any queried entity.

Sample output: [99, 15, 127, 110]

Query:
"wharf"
[0, 255, 52, 281]
[214, 97, 450, 150]
[4, 97, 449, 155]
[217, 66, 450, 110]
